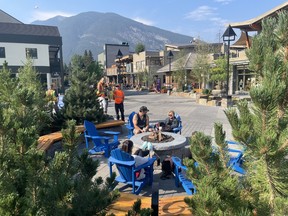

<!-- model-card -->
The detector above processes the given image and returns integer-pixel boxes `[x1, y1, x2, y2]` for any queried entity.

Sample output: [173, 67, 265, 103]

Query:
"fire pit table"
[130, 132, 187, 159]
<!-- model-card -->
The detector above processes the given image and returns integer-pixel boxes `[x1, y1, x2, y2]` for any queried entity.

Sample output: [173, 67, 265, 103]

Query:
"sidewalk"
[90, 90, 233, 197]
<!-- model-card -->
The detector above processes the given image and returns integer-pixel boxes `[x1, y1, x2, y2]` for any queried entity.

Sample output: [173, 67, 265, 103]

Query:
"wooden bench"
[106, 193, 191, 215]
[159, 195, 192, 215]
[37, 120, 125, 152]
[107, 193, 151, 215]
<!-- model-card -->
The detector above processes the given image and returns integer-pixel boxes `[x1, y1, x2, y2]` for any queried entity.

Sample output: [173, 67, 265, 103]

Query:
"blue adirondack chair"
[109, 148, 156, 195]
[126, 111, 136, 138]
[84, 120, 120, 158]
[227, 149, 246, 175]
[226, 140, 246, 175]
[171, 156, 196, 195]
[172, 113, 182, 134]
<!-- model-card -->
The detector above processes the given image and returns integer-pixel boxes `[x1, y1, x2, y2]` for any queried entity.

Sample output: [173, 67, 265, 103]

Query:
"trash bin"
[167, 90, 170, 95]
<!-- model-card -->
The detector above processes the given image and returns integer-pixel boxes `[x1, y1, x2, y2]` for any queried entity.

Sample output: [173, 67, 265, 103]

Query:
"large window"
[26, 48, 38, 59]
[0, 47, 5, 58]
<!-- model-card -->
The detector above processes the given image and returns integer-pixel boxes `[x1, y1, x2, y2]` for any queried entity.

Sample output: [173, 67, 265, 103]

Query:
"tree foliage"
[184, 129, 252, 216]
[210, 56, 227, 84]
[135, 43, 145, 54]
[63, 51, 106, 124]
[193, 42, 212, 89]
[225, 11, 288, 215]
[0, 61, 118, 215]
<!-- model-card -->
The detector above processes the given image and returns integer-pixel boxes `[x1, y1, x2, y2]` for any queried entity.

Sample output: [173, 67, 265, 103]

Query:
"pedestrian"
[97, 77, 108, 114]
[113, 84, 125, 121]
[46, 84, 58, 114]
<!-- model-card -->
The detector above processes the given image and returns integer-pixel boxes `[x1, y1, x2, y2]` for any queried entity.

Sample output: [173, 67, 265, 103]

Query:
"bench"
[107, 193, 151, 215]
[107, 193, 191, 215]
[37, 120, 125, 152]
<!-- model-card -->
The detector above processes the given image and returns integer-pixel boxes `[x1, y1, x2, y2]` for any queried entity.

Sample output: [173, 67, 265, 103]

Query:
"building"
[132, 50, 164, 88]
[0, 10, 64, 92]
[98, 42, 130, 84]
[229, 2, 288, 94]
[157, 42, 222, 90]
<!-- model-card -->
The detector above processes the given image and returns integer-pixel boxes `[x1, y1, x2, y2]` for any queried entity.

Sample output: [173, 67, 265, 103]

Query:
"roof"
[230, 2, 288, 31]
[0, 9, 22, 24]
[230, 31, 252, 48]
[157, 52, 197, 73]
[0, 22, 60, 37]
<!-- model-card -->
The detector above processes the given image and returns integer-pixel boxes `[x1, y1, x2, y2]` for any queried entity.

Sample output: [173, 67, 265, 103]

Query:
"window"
[25, 48, 38, 59]
[0, 47, 5, 58]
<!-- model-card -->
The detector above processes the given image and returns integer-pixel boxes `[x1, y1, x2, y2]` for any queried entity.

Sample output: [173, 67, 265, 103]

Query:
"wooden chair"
[226, 140, 246, 175]
[172, 113, 182, 134]
[84, 120, 120, 157]
[109, 148, 156, 195]
[171, 156, 196, 195]
[126, 111, 136, 138]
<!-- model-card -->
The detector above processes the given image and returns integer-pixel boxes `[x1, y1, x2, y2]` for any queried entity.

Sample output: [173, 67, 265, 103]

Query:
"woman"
[163, 110, 179, 132]
[121, 140, 149, 179]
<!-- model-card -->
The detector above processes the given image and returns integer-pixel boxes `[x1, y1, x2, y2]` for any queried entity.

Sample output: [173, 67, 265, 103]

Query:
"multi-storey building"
[0, 10, 64, 92]
[229, 2, 288, 94]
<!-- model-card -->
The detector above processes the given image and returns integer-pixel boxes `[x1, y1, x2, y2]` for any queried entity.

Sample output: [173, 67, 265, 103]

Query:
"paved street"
[91, 89, 233, 198]
[110, 89, 232, 141]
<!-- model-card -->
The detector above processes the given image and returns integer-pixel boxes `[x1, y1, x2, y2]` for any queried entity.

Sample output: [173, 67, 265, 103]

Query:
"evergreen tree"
[0, 61, 117, 215]
[210, 56, 227, 90]
[0, 60, 51, 215]
[63, 53, 105, 124]
[135, 43, 145, 54]
[225, 11, 288, 215]
[37, 120, 118, 215]
[184, 129, 252, 216]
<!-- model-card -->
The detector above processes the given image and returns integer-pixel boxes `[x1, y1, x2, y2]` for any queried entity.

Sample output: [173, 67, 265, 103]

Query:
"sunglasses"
[168, 114, 173, 116]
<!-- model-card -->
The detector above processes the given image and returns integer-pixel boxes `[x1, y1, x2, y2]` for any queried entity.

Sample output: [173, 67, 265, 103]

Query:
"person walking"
[113, 84, 125, 121]
[97, 77, 108, 114]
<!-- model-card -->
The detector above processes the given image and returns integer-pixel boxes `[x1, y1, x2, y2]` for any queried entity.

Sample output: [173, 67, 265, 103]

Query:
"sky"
[1, 0, 287, 42]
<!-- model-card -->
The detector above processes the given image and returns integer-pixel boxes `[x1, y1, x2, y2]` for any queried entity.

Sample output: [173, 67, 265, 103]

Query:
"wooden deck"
[37, 120, 125, 152]
[107, 193, 192, 215]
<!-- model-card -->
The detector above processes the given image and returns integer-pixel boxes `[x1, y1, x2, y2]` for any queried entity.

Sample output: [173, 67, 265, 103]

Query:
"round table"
[130, 132, 187, 159]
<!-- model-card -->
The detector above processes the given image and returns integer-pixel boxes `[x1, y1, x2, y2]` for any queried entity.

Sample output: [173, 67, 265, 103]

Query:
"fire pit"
[141, 131, 174, 143]
[130, 132, 187, 159]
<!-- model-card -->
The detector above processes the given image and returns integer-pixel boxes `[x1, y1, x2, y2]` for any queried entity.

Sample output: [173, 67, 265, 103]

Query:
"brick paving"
[85, 90, 233, 198]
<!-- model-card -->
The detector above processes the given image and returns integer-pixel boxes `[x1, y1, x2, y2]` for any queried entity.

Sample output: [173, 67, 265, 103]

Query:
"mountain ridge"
[32, 11, 193, 63]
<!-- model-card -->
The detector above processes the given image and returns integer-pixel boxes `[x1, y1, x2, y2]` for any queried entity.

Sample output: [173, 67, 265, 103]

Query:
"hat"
[115, 84, 120, 87]
[140, 106, 149, 112]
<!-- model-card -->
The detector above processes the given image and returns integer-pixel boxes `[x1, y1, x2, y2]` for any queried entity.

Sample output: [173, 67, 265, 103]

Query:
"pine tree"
[184, 128, 252, 216]
[0, 61, 117, 215]
[63, 52, 105, 124]
[0, 59, 50, 215]
[37, 120, 118, 215]
[225, 11, 288, 215]
[184, 12, 288, 216]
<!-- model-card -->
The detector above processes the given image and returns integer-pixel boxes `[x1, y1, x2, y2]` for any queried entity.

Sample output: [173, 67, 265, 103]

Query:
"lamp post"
[116, 49, 123, 84]
[222, 25, 236, 96]
[167, 50, 174, 92]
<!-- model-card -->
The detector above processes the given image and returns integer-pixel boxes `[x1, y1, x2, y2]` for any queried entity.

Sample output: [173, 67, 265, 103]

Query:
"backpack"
[161, 157, 175, 177]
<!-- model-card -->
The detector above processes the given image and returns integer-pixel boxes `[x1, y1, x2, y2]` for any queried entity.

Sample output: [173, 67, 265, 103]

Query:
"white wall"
[0, 42, 50, 66]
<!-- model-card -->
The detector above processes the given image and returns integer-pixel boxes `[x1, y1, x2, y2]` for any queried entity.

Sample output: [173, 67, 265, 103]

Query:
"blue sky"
[1, 0, 287, 42]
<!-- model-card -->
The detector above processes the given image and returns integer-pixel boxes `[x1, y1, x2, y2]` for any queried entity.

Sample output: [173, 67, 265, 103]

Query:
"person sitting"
[121, 139, 150, 180]
[158, 110, 179, 132]
[133, 106, 150, 134]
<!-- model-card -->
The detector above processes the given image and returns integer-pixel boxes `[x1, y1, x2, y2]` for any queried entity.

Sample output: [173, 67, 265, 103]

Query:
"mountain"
[32, 12, 193, 63]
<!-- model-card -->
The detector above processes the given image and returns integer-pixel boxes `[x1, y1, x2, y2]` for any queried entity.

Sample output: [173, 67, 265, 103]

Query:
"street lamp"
[167, 50, 174, 91]
[116, 49, 123, 84]
[222, 25, 236, 96]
